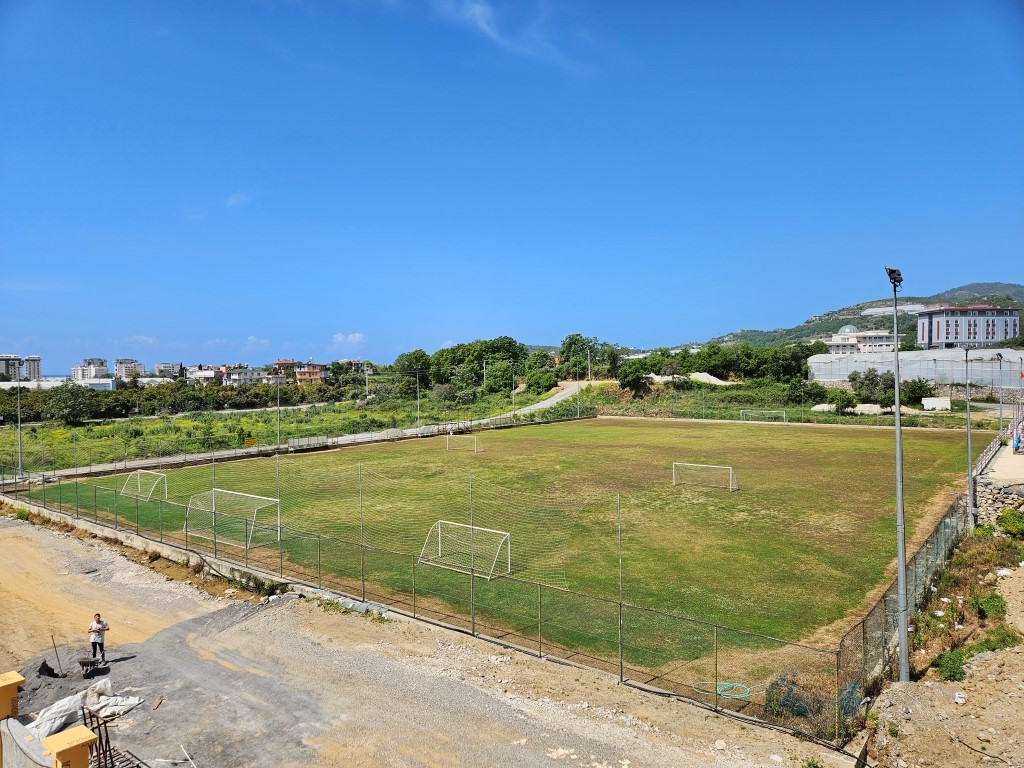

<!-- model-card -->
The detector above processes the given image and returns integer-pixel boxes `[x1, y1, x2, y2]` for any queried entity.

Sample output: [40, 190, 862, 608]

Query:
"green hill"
[694, 282, 1024, 348]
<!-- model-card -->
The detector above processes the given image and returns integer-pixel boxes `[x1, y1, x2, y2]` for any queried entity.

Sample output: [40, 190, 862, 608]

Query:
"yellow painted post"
[43, 725, 97, 768]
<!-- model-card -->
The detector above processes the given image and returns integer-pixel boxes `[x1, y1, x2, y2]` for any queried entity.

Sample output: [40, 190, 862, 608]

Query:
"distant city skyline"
[2, 2, 1021, 372]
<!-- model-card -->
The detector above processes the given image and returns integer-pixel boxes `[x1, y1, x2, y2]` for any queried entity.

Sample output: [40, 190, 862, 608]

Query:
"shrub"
[936, 648, 968, 681]
[968, 592, 1007, 621]
[15, 510, 30, 522]
[970, 625, 1021, 653]
[998, 508, 1024, 538]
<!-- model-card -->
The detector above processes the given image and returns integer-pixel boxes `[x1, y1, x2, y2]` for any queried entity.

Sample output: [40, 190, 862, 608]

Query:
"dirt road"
[2, 516, 853, 767]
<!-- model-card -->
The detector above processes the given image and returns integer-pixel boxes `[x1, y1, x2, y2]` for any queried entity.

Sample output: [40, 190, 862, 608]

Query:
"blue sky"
[2, 1, 1022, 374]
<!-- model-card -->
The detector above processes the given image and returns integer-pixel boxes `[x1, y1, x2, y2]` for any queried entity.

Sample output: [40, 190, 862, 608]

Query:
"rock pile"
[975, 481, 1024, 527]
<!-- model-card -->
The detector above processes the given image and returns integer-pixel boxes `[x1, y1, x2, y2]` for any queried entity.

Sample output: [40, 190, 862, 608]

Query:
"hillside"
[695, 282, 1024, 348]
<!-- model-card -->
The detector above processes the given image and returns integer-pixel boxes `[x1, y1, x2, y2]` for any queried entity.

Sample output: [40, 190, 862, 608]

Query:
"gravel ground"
[3, 514, 853, 768]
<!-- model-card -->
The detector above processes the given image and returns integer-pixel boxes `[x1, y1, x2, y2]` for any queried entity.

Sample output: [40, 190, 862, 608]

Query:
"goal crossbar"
[446, 434, 481, 453]
[739, 409, 788, 423]
[184, 488, 282, 549]
[120, 470, 168, 501]
[418, 520, 511, 580]
[672, 462, 738, 492]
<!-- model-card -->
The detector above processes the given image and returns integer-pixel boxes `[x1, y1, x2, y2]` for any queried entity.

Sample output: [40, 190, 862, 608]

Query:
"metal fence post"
[835, 651, 841, 745]
[279, 531, 284, 577]
[713, 625, 719, 711]
[114, 487, 118, 530]
[75, 475, 79, 518]
[135, 495, 140, 534]
[412, 556, 416, 617]
[317, 536, 322, 588]
[158, 499, 163, 543]
[538, 583, 543, 657]
[618, 603, 624, 683]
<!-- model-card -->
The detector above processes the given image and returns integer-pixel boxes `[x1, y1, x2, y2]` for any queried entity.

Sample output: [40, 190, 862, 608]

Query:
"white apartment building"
[186, 365, 220, 386]
[824, 326, 895, 355]
[916, 304, 1021, 349]
[222, 367, 262, 386]
[72, 358, 109, 380]
[114, 358, 146, 379]
[154, 362, 183, 378]
[24, 356, 41, 380]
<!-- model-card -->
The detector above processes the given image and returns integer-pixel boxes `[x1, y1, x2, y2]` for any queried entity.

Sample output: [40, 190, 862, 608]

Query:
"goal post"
[120, 470, 168, 501]
[184, 488, 281, 550]
[672, 463, 738, 492]
[739, 409, 788, 423]
[446, 434, 482, 453]
[418, 520, 511, 580]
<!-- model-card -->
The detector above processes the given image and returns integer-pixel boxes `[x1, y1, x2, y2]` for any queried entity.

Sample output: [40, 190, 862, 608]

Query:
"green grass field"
[34, 418, 977, 642]
[21, 415, 985, 740]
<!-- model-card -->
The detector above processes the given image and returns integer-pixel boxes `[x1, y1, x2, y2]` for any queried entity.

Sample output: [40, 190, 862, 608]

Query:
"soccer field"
[41, 418, 973, 644]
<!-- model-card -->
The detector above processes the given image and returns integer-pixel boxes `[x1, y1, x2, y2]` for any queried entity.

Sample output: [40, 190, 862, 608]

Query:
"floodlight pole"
[16, 357, 24, 478]
[885, 267, 910, 683]
[965, 349, 975, 534]
[416, 376, 421, 431]
[276, 382, 281, 449]
[996, 353, 1004, 434]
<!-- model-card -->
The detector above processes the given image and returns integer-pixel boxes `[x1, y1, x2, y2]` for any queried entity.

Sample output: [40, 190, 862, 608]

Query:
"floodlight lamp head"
[885, 266, 903, 289]
[996, 352, 1003, 361]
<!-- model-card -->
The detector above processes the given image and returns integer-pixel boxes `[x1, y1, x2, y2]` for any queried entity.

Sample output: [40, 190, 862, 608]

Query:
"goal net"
[446, 434, 482, 453]
[418, 520, 511, 580]
[739, 409, 788, 423]
[120, 470, 168, 501]
[184, 489, 281, 550]
[672, 463, 738, 492]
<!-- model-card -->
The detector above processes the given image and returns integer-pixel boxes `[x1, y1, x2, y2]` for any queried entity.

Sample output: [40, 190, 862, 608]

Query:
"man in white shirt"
[87, 613, 109, 664]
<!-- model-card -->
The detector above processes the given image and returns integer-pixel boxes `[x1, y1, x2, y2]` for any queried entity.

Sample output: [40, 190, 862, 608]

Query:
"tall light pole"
[885, 266, 910, 682]
[965, 348, 975, 534]
[16, 357, 24, 478]
[996, 352, 1004, 434]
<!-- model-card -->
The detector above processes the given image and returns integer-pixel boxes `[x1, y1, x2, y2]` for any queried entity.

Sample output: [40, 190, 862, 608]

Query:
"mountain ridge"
[693, 282, 1024, 348]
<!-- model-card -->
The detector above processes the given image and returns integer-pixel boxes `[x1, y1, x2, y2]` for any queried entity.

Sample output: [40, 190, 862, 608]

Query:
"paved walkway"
[983, 444, 1024, 485]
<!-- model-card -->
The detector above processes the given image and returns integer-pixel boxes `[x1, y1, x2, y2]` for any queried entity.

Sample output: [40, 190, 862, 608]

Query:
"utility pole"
[587, 349, 592, 382]
[483, 359, 486, 389]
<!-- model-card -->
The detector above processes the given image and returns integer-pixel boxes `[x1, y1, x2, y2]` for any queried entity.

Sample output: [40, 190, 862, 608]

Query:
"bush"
[971, 625, 1021, 653]
[968, 592, 1007, 621]
[936, 648, 968, 681]
[999, 508, 1024, 538]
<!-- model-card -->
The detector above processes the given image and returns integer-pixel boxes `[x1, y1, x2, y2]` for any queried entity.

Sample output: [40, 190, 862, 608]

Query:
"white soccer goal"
[672, 463, 738, 492]
[184, 489, 281, 550]
[446, 434, 482, 453]
[739, 409, 789, 423]
[120, 470, 168, 501]
[418, 520, 511, 580]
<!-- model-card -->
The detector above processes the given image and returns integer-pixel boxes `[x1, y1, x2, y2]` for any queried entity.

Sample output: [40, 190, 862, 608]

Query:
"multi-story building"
[0, 355, 22, 379]
[71, 358, 109, 381]
[24, 356, 41, 380]
[154, 362, 183, 379]
[273, 359, 300, 374]
[824, 326, 895, 355]
[114, 358, 146, 379]
[915, 305, 1021, 350]
[185, 365, 220, 386]
[222, 367, 262, 387]
[295, 361, 329, 385]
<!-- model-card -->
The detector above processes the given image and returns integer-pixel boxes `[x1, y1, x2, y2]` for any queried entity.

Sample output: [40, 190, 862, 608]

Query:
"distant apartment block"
[72, 358, 109, 380]
[222, 367, 262, 386]
[186, 365, 220, 386]
[824, 326, 895, 355]
[273, 359, 300, 374]
[295, 360, 329, 385]
[0, 355, 22, 379]
[114, 358, 146, 379]
[24, 356, 41, 380]
[154, 362, 183, 378]
[916, 305, 1020, 350]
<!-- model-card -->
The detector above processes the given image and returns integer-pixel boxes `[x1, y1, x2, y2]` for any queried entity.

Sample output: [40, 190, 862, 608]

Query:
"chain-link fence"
[1, 424, 999, 746]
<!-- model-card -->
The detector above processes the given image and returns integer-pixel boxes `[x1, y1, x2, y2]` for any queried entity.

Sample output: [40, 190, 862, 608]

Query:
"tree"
[482, 360, 513, 394]
[392, 349, 432, 388]
[901, 378, 935, 404]
[526, 370, 557, 394]
[617, 359, 651, 398]
[828, 388, 857, 416]
[44, 382, 96, 425]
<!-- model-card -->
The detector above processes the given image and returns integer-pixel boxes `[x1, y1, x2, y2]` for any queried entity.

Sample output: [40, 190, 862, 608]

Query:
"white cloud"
[433, 0, 570, 66]
[118, 335, 159, 346]
[225, 191, 250, 208]
[244, 335, 271, 351]
[330, 332, 365, 351]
